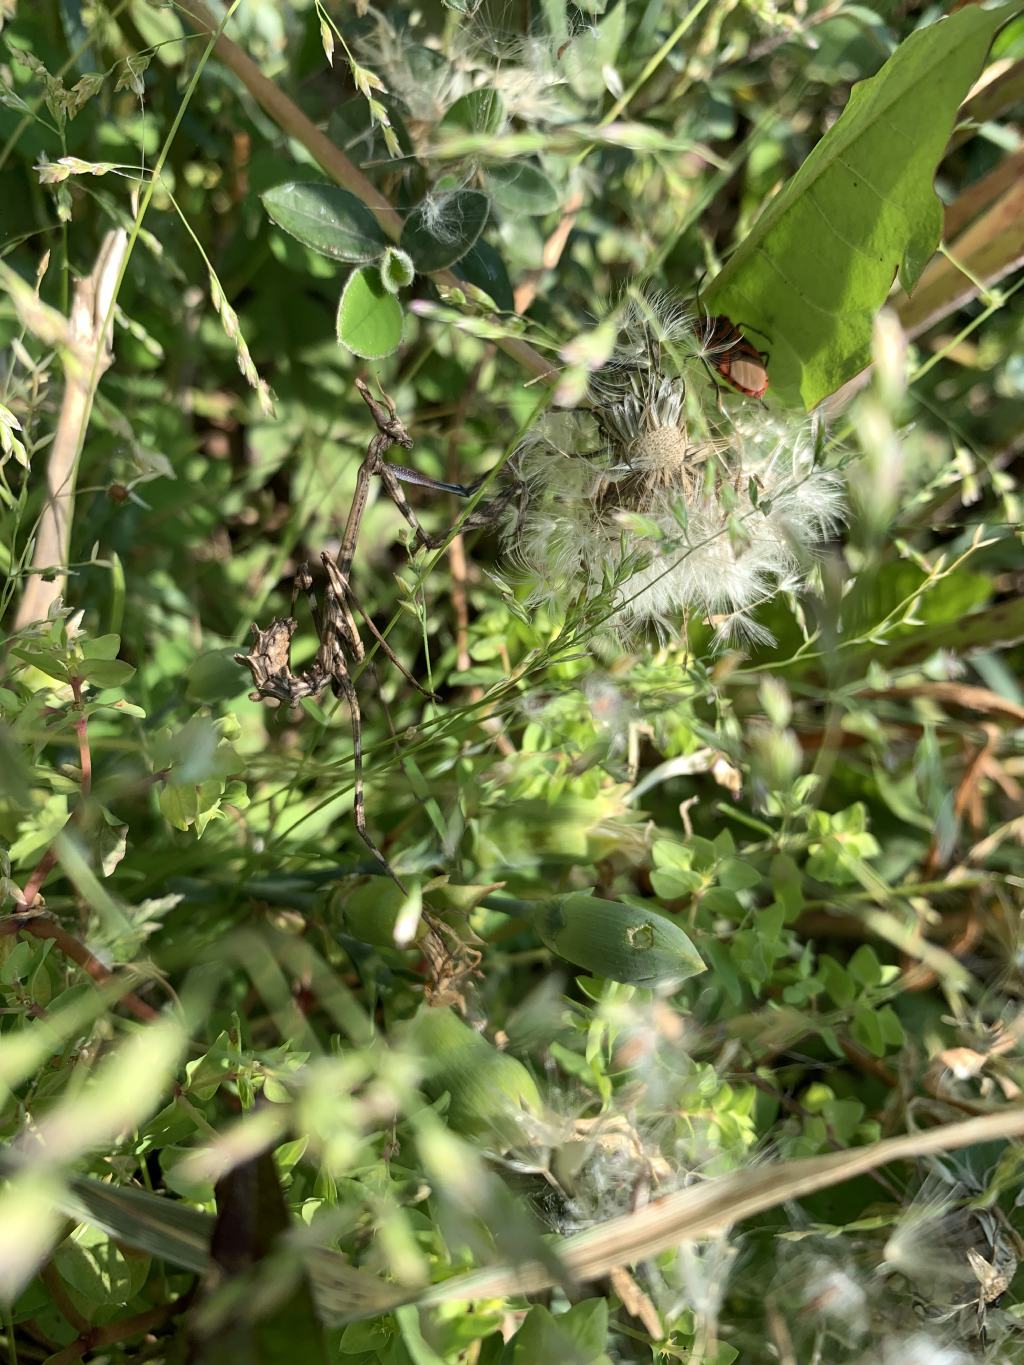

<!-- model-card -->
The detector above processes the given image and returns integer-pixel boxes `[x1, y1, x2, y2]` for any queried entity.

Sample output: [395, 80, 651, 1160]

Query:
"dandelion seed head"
[505, 298, 845, 649]
[802, 1257, 869, 1327]
[883, 1178, 968, 1292]
[862, 1334, 972, 1365]
[358, 16, 566, 135]
[588, 287, 702, 405]
[488, 39, 568, 124]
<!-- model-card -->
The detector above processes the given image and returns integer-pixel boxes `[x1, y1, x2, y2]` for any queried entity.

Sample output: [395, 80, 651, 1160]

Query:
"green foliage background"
[1, 0, 1023, 1361]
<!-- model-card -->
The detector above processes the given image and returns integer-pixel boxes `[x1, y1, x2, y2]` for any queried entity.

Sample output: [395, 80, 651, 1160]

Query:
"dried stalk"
[15, 230, 128, 629]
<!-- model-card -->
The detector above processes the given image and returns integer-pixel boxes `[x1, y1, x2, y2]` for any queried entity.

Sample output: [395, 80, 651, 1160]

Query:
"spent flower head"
[506, 288, 844, 648]
[357, 15, 566, 137]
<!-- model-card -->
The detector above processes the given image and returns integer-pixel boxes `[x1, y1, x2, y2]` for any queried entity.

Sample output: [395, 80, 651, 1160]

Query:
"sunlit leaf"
[336, 265, 404, 358]
[486, 162, 561, 216]
[707, 4, 1014, 408]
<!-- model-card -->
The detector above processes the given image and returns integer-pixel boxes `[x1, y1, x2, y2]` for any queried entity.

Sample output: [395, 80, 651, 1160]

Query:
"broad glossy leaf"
[400, 190, 490, 272]
[262, 182, 388, 264]
[336, 266, 404, 359]
[706, 5, 1013, 409]
[54, 1225, 148, 1306]
[508, 1300, 609, 1365]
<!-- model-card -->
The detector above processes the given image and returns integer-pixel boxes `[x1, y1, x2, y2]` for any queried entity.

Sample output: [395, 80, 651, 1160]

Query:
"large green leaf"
[262, 182, 389, 264]
[706, 5, 1013, 410]
[456, 239, 514, 312]
[527, 892, 705, 987]
[336, 266, 404, 359]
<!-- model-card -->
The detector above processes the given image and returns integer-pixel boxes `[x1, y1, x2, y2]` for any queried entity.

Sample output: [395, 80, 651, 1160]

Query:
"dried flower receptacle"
[507, 291, 845, 647]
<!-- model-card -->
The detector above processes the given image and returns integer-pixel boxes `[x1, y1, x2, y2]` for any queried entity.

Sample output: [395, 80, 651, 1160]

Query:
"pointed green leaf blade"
[706, 5, 1014, 409]
[262, 182, 389, 264]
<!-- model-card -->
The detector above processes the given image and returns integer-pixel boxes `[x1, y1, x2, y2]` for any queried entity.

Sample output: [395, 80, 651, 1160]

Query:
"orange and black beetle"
[694, 315, 770, 399]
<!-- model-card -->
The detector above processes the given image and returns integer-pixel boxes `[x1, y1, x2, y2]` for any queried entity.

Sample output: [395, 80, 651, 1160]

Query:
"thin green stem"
[599, 0, 717, 128]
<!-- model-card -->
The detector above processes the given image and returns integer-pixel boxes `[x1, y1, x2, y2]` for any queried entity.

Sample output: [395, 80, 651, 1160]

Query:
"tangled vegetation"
[1, 0, 1023, 1361]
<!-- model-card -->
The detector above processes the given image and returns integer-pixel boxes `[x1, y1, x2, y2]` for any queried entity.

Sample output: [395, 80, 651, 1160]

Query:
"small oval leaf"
[380, 246, 415, 295]
[79, 659, 136, 688]
[336, 266, 404, 359]
[400, 190, 490, 273]
[262, 182, 389, 264]
[486, 162, 561, 216]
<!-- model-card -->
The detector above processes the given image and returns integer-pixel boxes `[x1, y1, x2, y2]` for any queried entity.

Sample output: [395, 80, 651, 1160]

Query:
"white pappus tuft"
[357, 17, 566, 137]
[505, 289, 845, 648]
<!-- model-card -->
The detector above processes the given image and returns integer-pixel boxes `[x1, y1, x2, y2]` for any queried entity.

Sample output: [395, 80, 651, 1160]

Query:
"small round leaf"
[400, 190, 490, 273]
[441, 88, 505, 135]
[336, 266, 404, 359]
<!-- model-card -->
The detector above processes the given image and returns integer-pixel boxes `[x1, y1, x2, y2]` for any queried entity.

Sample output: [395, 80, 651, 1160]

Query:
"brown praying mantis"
[236, 378, 507, 882]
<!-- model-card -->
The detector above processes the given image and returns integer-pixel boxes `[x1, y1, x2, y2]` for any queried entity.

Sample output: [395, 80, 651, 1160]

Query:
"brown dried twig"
[236, 382, 496, 1002]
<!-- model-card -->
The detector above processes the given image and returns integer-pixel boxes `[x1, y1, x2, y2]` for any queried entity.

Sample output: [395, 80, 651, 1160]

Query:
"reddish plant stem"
[4, 692, 168, 1021]
[16, 680, 90, 911]
[0, 914, 158, 1022]
[18, 847, 60, 914]
[41, 1295, 188, 1365]
[69, 676, 91, 796]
